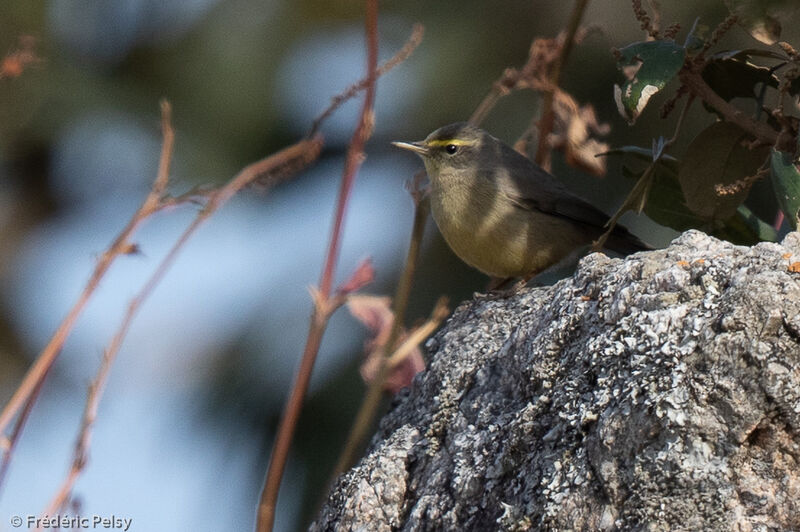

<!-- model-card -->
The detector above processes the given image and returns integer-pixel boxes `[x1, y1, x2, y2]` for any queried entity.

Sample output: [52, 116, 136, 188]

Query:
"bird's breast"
[428, 171, 590, 277]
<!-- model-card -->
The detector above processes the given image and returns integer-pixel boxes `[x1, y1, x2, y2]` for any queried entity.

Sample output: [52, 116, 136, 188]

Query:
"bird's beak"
[392, 141, 430, 156]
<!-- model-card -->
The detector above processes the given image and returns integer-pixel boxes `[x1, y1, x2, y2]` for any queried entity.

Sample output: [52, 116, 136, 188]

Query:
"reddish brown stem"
[309, 24, 424, 138]
[318, 25, 379, 297]
[256, 1, 380, 530]
[41, 133, 324, 517]
[330, 195, 431, 478]
[679, 67, 778, 146]
[0, 367, 48, 497]
[0, 102, 174, 439]
[535, 0, 590, 169]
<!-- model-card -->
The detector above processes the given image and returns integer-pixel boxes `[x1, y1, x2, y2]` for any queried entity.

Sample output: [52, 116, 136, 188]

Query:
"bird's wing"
[497, 143, 612, 230]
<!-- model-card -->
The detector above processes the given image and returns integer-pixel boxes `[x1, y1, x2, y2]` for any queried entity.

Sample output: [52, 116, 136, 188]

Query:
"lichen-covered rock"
[312, 230, 800, 531]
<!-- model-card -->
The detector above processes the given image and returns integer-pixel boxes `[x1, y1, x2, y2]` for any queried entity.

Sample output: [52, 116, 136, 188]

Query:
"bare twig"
[679, 66, 779, 146]
[715, 167, 770, 196]
[256, 2, 380, 530]
[34, 100, 174, 522]
[664, 95, 694, 146]
[386, 299, 450, 369]
[43, 127, 324, 519]
[6, 4, 415, 517]
[699, 13, 738, 58]
[0, 101, 176, 439]
[535, 0, 591, 170]
[646, 0, 662, 36]
[309, 23, 424, 138]
[661, 84, 688, 118]
[470, 68, 524, 126]
[0, 367, 48, 497]
[663, 22, 681, 40]
[331, 289, 447, 481]
[0, 98, 325, 454]
[632, 0, 659, 39]
[323, 174, 432, 502]
[595, 95, 694, 249]
[470, 0, 592, 145]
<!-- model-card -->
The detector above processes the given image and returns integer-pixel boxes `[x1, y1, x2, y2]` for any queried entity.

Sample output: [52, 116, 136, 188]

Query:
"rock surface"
[312, 231, 800, 531]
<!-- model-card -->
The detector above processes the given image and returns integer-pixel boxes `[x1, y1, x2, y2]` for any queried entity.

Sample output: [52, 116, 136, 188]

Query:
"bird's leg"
[487, 276, 514, 291]
[481, 276, 532, 299]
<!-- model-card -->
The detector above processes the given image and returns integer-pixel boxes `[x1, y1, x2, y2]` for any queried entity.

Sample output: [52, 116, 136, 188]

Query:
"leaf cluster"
[604, 0, 800, 243]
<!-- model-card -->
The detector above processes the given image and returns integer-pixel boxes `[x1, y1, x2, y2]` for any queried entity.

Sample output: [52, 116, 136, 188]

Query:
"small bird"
[393, 122, 649, 281]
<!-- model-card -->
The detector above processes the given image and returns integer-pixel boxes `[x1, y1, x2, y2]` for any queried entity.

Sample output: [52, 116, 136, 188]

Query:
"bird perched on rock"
[393, 122, 649, 281]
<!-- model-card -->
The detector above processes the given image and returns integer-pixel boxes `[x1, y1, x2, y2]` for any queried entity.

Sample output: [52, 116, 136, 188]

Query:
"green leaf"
[678, 122, 769, 221]
[713, 206, 777, 245]
[702, 54, 779, 102]
[735, 204, 778, 241]
[769, 149, 800, 229]
[622, 163, 707, 232]
[726, 0, 798, 45]
[614, 41, 686, 125]
[618, 154, 778, 244]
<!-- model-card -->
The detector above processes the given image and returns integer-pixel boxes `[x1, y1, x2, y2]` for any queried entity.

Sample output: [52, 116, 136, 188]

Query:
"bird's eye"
[445, 144, 458, 155]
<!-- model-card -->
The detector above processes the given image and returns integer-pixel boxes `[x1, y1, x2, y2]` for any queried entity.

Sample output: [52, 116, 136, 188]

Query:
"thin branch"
[256, 1, 380, 530]
[663, 22, 681, 40]
[43, 132, 324, 518]
[331, 289, 447, 482]
[329, 189, 432, 479]
[469, 68, 521, 126]
[0, 367, 48, 497]
[317, 11, 379, 298]
[382, 192, 429, 359]
[632, 0, 658, 39]
[699, 12, 738, 58]
[594, 95, 694, 250]
[535, 0, 590, 170]
[387, 298, 449, 369]
[309, 23, 424, 138]
[665, 94, 693, 146]
[470, 23, 594, 128]
[0, 101, 175, 439]
[679, 66, 779, 146]
[152, 101, 174, 196]
[646, 0, 662, 36]
[715, 166, 770, 196]
[660, 84, 688, 118]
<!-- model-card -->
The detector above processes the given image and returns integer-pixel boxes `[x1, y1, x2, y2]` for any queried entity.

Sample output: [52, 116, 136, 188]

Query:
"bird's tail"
[603, 226, 653, 255]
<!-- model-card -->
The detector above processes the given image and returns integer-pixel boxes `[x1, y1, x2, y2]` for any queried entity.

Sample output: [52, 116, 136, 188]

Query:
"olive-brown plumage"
[393, 122, 649, 279]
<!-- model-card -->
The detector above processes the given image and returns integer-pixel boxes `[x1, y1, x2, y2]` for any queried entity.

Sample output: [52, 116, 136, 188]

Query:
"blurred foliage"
[770, 149, 800, 228]
[2, 1, 800, 530]
[678, 121, 769, 221]
[606, 0, 799, 245]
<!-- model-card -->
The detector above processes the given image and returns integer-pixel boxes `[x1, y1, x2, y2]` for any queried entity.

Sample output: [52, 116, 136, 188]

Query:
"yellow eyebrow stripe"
[426, 139, 476, 147]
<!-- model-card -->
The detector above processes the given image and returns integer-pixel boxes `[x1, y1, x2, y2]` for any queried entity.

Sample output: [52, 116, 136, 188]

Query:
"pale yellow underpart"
[425, 162, 590, 278]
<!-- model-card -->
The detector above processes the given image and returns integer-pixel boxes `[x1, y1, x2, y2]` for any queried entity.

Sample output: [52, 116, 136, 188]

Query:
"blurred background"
[0, 1, 790, 530]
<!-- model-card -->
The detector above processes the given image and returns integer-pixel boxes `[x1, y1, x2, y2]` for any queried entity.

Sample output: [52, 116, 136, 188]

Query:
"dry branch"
[256, 1, 381, 530]
[0, 102, 176, 439]
[43, 122, 324, 517]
